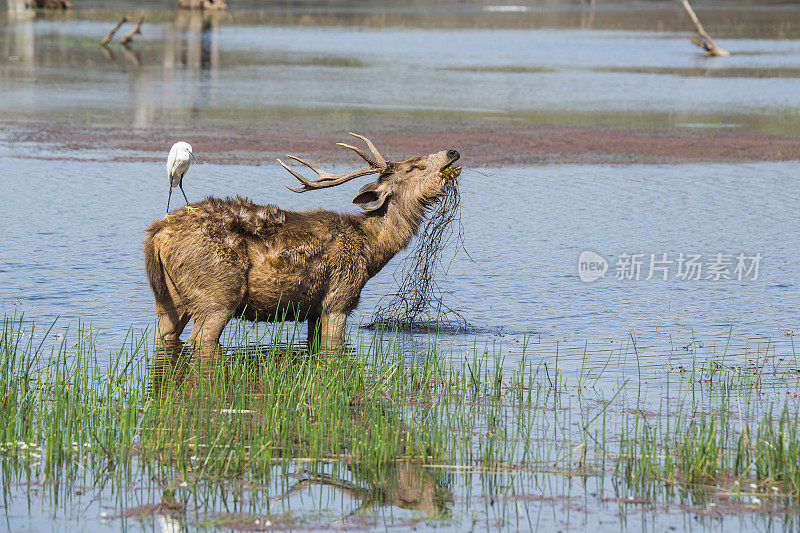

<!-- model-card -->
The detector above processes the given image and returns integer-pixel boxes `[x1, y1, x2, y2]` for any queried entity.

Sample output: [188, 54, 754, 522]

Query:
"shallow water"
[4, 462, 796, 532]
[0, 156, 797, 357]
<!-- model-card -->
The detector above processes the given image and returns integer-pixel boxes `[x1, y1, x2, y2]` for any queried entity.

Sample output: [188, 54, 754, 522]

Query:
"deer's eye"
[406, 164, 427, 173]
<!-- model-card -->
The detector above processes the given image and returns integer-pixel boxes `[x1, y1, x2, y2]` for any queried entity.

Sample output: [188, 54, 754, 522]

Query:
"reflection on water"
[146, 345, 453, 525]
[2, 1, 800, 134]
[1, 5, 222, 130]
[153, 10, 220, 128]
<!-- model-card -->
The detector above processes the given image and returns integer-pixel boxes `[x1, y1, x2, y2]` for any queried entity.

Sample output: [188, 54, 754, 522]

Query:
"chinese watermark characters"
[579, 252, 761, 282]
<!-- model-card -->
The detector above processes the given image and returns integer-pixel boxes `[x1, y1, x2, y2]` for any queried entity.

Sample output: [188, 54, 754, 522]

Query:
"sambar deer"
[144, 134, 460, 357]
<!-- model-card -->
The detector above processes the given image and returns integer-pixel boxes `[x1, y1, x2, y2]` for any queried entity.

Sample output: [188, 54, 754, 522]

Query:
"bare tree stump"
[679, 0, 729, 57]
[121, 15, 144, 46]
[99, 17, 127, 47]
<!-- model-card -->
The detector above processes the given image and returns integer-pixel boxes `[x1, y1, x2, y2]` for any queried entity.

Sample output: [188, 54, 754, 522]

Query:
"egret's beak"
[189, 152, 199, 163]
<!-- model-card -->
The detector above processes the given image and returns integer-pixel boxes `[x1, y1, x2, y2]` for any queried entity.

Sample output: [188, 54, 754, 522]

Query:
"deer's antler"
[278, 133, 389, 193]
[336, 132, 387, 168]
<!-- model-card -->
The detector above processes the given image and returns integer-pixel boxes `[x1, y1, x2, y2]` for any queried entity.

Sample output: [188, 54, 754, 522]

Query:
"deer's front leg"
[307, 316, 319, 350]
[187, 310, 230, 360]
[317, 312, 347, 353]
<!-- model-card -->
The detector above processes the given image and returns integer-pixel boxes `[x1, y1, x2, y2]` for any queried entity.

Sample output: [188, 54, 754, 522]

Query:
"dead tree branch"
[679, 0, 729, 57]
[120, 15, 144, 46]
[99, 17, 127, 47]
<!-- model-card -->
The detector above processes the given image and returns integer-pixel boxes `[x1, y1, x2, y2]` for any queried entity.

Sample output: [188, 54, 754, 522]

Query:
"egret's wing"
[167, 145, 178, 175]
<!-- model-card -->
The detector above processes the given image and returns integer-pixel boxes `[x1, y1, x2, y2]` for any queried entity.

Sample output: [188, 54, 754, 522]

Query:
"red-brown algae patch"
[4, 120, 800, 166]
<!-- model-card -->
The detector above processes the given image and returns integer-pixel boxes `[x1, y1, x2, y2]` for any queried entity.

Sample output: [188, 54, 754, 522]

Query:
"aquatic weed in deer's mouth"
[370, 165, 470, 333]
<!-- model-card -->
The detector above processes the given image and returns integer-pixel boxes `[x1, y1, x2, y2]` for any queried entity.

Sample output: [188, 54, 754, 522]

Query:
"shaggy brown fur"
[144, 147, 460, 357]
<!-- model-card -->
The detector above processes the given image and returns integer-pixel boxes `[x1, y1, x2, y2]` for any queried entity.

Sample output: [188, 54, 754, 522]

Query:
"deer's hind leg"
[155, 301, 191, 359]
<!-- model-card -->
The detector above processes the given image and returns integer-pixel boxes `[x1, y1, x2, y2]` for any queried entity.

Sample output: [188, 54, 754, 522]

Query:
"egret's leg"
[162, 188, 174, 219]
[181, 182, 199, 214]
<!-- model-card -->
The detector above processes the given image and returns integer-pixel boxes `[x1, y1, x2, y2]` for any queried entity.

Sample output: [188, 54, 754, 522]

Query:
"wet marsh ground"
[1, 0, 799, 530]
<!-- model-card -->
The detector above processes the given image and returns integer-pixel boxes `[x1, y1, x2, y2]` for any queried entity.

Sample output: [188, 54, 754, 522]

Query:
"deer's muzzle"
[445, 150, 460, 166]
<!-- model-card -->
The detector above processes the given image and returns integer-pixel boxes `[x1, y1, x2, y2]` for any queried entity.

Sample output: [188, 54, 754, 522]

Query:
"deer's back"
[146, 196, 371, 318]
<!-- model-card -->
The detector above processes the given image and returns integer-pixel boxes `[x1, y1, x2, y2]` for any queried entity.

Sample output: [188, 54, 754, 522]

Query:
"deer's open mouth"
[440, 165, 461, 182]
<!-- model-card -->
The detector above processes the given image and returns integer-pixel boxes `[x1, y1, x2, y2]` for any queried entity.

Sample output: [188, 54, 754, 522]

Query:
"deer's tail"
[143, 231, 169, 300]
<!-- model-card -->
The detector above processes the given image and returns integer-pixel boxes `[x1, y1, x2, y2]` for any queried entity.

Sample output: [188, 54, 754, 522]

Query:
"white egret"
[165, 141, 199, 215]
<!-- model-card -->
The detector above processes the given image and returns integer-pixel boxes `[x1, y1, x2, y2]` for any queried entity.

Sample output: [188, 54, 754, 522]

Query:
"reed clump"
[0, 314, 460, 487]
[1, 312, 799, 524]
[615, 376, 800, 497]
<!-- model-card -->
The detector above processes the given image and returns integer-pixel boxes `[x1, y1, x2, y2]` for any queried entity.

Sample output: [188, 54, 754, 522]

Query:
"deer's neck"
[362, 199, 426, 278]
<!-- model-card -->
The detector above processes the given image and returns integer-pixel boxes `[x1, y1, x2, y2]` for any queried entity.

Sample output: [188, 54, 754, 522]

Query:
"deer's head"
[278, 133, 460, 214]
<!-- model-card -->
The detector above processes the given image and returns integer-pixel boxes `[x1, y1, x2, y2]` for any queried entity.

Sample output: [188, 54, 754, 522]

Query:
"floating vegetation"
[1, 314, 800, 529]
[594, 66, 800, 79]
[443, 65, 556, 74]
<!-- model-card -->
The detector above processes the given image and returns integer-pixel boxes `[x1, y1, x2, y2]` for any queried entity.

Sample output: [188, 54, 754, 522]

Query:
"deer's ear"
[352, 181, 392, 211]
